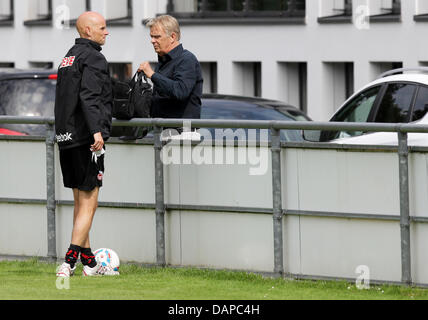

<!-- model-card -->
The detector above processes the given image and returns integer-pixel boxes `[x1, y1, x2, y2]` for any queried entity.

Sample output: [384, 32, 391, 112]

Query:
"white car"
[304, 68, 428, 146]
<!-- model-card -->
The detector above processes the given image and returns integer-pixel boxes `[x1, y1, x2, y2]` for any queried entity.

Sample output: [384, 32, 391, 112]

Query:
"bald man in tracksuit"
[55, 12, 114, 277]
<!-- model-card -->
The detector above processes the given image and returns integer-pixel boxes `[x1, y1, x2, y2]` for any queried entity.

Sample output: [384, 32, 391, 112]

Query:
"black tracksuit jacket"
[54, 38, 112, 150]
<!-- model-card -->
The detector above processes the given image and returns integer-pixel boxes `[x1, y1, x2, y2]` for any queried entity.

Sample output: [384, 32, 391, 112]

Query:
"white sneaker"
[82, 263, 102, 277]
[56, 262, 76, 277]
[97, 265, 120, 276]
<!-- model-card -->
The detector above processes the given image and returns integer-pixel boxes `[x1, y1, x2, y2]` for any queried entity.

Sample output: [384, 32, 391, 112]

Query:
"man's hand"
[91, 132, 104, 152]
[138, 62, 155, 78]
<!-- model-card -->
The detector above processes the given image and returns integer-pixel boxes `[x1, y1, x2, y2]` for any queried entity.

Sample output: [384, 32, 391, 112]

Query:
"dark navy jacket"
[54, 38, 112, 150]
[150, 44, 203, 119]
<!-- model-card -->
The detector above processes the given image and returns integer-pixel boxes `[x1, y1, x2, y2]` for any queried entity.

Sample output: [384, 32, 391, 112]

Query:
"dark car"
[0, 69, 57, 136]
[201, 94, 310, 141]
[0, 70, 311, 140]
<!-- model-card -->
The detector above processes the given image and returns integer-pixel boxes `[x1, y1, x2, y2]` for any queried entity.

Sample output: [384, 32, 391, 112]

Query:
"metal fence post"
[398, 131, 412, 285]
[153, 125, 166, 267]
[271, 128, 284, 276]
[45, 123, 57, 262]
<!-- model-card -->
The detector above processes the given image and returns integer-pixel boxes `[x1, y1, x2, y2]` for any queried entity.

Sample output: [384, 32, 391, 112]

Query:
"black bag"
[131, 73, 152, 119]
[111, 72, 152, 140]
[112, 72, 152, 120]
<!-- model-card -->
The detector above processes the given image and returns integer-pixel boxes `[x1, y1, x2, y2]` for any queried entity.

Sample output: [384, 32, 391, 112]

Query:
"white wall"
[2, 138, 428, 283]
[1, 1, 428, 119]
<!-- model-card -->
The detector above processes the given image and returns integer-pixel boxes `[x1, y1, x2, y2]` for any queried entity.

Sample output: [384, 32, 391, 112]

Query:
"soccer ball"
[94, 248, 120, 273]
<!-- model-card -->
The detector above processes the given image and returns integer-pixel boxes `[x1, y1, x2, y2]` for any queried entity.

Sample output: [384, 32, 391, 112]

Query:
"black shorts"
[59, 144, 105, 191]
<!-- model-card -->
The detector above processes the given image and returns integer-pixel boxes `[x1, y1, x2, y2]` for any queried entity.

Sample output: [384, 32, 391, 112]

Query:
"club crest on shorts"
[97, 171, 104, 181]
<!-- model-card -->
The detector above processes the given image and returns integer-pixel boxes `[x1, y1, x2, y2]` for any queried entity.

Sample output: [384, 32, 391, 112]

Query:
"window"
[0, 0, 13, 26]
[0, 78, 56, 135]
[24, 0, 52, 26]
[29, 61, 54, 69]
[91, 0, 132, 26]
[321, 85, 382, 141]
[0, 62, 14, 68]
[374, 83, 416, 123]
[323, 62, 354, 115]
[109, 62, 133, 82]
[166, 0, 305, 23]
[414, 0, 428, 21]
[278, 62, 307, 113]
[368, 0, 401, 22]
[201, 100, 307, 141]
[200, 62, 218, 94]
[318, 0, 352, 23]
[233, 62, 261, 97]
[411, 86, 428, 122]
[335, 86, 380, 123]
[370, 62, 402, 80]
[59, 0, 90, 26]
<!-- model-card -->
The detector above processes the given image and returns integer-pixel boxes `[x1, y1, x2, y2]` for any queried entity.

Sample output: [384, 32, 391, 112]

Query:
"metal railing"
[2, 115, 428, 285]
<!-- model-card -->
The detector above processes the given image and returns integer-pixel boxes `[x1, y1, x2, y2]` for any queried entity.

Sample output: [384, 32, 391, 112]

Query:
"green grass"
[0, 258, 428, 300]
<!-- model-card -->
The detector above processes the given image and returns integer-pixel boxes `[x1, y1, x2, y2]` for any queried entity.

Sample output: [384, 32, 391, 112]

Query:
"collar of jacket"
[75, 38, 102, 52]
[158, 44, 183, 64]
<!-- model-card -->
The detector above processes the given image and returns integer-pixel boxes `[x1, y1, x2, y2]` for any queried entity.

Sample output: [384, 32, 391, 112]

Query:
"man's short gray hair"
[147, 15, 181, 41]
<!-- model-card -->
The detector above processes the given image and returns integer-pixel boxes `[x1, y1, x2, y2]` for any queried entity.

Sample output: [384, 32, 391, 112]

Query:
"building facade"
[0, 0, 428, 120]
